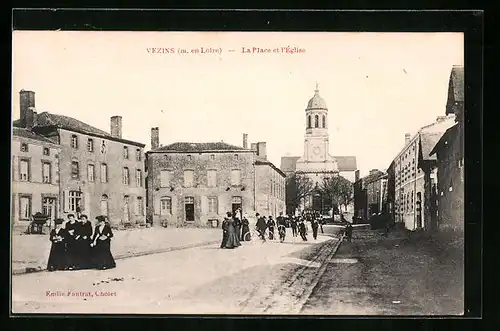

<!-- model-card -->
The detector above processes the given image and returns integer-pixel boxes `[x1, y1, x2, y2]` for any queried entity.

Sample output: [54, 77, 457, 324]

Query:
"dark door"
[416, 192, 422, 228]
[231, 196, 242, 215]
[185, 196, 195, 222]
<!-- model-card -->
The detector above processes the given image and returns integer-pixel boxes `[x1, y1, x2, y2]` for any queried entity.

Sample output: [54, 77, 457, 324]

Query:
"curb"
[12, 239, 220, 276]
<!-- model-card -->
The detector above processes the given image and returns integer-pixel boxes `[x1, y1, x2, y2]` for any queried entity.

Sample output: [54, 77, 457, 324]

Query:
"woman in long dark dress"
[91, 216, 116, 270]
[241, 214, 251, 241]
[220, 216, 229, 248]
[47, 218, 67, 271]
[64, 213, 79, 270]
[233, 211, 242, 247]
[75, 214, 93, 269]
[223, 212, 239, 249]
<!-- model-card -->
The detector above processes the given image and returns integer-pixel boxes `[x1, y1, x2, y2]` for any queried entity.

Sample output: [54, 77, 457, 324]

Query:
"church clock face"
[313, 147, 321, 155]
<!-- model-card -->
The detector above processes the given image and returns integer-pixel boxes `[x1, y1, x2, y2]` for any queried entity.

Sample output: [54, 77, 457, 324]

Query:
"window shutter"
[84, 192, 90, 214]
[63, 190, 69, 212]
[154, 196, 160, 215]
[201, 196, 208, 214]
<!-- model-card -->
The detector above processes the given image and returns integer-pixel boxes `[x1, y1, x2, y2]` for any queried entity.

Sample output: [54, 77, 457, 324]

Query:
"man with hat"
[47, 218, 68, 271]
[255, 213, 267, 242]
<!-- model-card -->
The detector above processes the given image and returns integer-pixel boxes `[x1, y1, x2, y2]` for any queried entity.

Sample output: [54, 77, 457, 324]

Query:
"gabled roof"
[447, 65, 464, 103]
[255, 160, 286, 178]
[429, 124, 459, 156]
[149, 142, 249, 153]
[280, 156, 300, 173]
[13, 112, 145, 147]
[419, 132, 446, 161]
[333, 156, 357, 171]
[12, 127, 58, 145]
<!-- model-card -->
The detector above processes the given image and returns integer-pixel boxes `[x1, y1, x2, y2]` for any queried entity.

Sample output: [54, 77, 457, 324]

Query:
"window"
[185, 196, 195, 204]
[101, 140, 106, 153]
[87, 164, 95, 182]
[71, 161, 79, 179]
[123, 146, 129, 159]
[68, 191, 82, 213]
[160, 170, 171, 187]
[136, 149, 141, 161]
[234, 154, 239, 161]
[136, 197, 144, 215]
[322, 115, 326, 128]
[71, 135, 78, 149]
[187, 155, 192, 161]
[100, 195, 108, 216]
[184, 170, 194, 187]
[19, 196, 31, 220]
[42, 162, 51, 183]
[100, 163, 108, 183]
[307, 115, 312, 129]
[160, 197, 172, 215]
[208, 197, 218, 213]
[87, 139, 94, 152]
[20, 143, 28, 152]
[230, 169, 241, 186]
[19, 159, 29, 181]
[210, 154, 215, 160]
[314, 115, 319, 128]
[43, 147, 50, 156]
[136, 169, 142, 187]
[123, 167, 130, 185]
[207, 170, 217, 187]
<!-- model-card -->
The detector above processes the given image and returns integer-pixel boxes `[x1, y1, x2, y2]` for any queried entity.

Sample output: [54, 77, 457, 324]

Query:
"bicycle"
[277, 225, 286, 243]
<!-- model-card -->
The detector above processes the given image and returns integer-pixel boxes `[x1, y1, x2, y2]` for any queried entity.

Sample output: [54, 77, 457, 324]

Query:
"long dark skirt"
[92, 240, 116, 270]
[75, 239, 93, 269]
[65, 239, 77, 269]
[268, 227, 275, 240]
[241, 225, 251, 241]
[224, 225, 239, 249]
[47, 242, 67, 271]
[220, 230, 228, 248]
[234, 225, 241, 246]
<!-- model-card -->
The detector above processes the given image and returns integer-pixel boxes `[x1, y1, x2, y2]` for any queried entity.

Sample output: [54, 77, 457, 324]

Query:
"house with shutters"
[13, 90, 146, 228]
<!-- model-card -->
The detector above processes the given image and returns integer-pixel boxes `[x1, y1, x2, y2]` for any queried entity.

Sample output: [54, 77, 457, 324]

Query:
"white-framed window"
[187, 155, 192, 161]
[160, 197, 172, 215]
[136, 197, 144, 215]
[68, 191, 82, 213]
[87, 164, 95, 182]
[160, 170, 172, 187]
[100, 194, 109, 216]
[123, 146, 129, 159]
[123, 167, 130, 185]
[19, 159, 29, 181]
[136, 169, 142, 187]
[231, 169, 241, 186]
[208, 197, 218, 213]
[20, 143, 29, 152]
[184, 170, 194, 187]
[42, 162, 51, 183]
[43, 147, 50, 156]
[19, 195, 31, 220]
[136, 149, 141, 161]
[71, 161, 79, 179]
[210, 154, 215, 160]
[101, 140, 106, 153]
[100, 163, 108, 183]
[207, 170, 217, 187]
[71, 135, 79, 149]
[87, 138, 94, 152]
[233, 154, 238, 161]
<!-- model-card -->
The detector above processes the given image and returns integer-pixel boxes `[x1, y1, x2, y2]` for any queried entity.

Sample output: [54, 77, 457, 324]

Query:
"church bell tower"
[304, 83, 330, 162]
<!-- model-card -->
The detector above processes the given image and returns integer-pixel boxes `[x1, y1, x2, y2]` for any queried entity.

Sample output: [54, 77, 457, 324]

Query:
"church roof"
[333, 156, 357, 171]
[306, 85, 328, 110]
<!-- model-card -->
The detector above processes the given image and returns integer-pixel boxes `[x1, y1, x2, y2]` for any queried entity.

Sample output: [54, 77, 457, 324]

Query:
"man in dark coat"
[290, 216, 298, 237]
[311, 218, 319, 240]
[64, 213, 79, 270]
[277, 213, 287, 243]
[255, 213, 267, 242]
[298, 219, 308, 241]
[47, 218, 68, 271]
[345, 223, 353, 242]
[267, 216, 276, 240]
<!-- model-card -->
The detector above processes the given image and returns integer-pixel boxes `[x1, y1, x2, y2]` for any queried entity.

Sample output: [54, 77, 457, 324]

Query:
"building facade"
[280, 85, 357, 214]
[13, 90, 146, 227]
[11, 127, 61, 229]
[255, 159, 286, 219]
[353, 169, 388, 220]
[429, 65, 464, 232]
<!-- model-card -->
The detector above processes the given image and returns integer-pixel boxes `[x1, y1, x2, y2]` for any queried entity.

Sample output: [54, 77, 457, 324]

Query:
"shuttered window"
[230, 169, 241, 186]
[184, 170, 194, 187]
[208, 197, 218, 213]
[207, 170, 217, 187]
[160, 170, 171, 187]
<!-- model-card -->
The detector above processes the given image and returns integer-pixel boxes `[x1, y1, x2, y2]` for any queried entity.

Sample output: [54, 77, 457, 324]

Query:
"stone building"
[280, 84, 357, 214]
[13, 90, 146, 227]
[11, 126, 61, 230]
[353, 169, 388, 220]
[429, 65, 464, 232]
[392, 115, 455, 231]
[145, 130, 285, 227]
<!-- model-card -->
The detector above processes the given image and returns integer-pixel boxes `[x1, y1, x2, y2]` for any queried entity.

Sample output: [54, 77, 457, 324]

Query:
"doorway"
[416, 192, 422, 228]
[42, 197, 57, 226]
[100, 194, 109, 216]
[185, 196, 195, 222]
[231, 196, 242, 215]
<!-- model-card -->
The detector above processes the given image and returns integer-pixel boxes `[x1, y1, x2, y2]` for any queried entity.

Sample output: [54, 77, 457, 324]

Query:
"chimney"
[405, 133, 411, 146]
[355, 170, 360, 181]
[25, 107, 38, 130]
[369, 169, 379, 175]
[257, 142, 267, 160]
[242, 133, 248, 149]
[110, 116, 122, 138]
[19, 90, 35, 128]
[250, 143, 257, 153]
[151, 127, 159, 150]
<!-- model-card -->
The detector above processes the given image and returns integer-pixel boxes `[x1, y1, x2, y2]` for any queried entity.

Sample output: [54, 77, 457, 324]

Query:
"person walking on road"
[298, 218, 308, 241]
[233, 210, 242, 247]
[255, 213, 267, 242]
[221, 212, 239, 249]
[311, 218, 319, 240]
[241, 214, 251, 241]
[267, 216, 276, 240]
[290, 216, 298, 237]
[277, 213, 287, 243]
[345, 222, 353, 242]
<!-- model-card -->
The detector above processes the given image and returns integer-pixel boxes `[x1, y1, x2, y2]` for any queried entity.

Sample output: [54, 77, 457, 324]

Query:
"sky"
[12, 31, 463, 177]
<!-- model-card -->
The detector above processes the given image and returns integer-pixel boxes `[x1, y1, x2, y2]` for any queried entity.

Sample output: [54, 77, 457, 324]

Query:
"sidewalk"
[12, 227, 222, 275]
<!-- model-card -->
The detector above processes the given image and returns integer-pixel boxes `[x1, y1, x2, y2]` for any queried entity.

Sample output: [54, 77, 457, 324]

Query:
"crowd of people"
[47, 213, 116, 271]
[220, 210, 329, 248]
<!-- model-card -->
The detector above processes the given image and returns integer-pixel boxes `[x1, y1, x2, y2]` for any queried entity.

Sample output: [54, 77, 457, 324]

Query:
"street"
[12, 227, 344, 314]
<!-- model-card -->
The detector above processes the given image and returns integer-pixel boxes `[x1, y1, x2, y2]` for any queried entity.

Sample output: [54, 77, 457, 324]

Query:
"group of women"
[47, 214, 116, 271]
[220, 209, 251, 249]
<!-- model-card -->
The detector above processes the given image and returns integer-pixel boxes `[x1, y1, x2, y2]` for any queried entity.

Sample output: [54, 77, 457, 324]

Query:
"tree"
[285, 173, 314, 214]
[319, 175, 354, 213]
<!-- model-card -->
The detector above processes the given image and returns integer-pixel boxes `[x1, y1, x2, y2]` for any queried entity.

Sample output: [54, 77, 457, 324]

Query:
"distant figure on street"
[220, 215, 229, 248]
[320, 216, 324, 234]
[255, 213, 267, 242]
[345, 222, 353, 242]
[298, 219, 308, 241]
[64, 213, 79, 270]
[47, 218, 68, 271]
[340, 213, 346, 223]
[241, 214, 251, 241]
[75, 214, 93, 270]
[267, 216, 276, 240]
[221, 212, 239, 249]
[290, 216, 298, 237]
[91, 215, 116, 270]
[233, 211, 242, 247]
[277, 213, 287, 243]
[311, 218, 319, 240]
